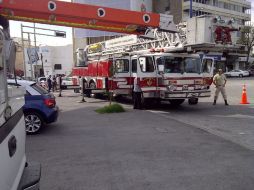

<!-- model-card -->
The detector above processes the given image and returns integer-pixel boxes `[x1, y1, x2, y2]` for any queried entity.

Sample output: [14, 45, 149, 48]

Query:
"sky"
[9, 0, 73, 47]
[8, 0, 254, 46]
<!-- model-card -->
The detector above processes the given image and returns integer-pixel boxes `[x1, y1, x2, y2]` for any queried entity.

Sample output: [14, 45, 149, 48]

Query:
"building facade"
[153, 0, 251, 25]
[24, 45, 73, 78]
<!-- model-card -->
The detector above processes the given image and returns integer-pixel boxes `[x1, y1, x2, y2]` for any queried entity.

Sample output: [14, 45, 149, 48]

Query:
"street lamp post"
[40, 53, 44, 77]
[190, 0, 193, 18]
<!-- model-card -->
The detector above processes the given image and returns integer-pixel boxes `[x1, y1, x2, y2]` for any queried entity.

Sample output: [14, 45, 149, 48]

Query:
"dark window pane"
[54, 64, 62, 70]
[132, 59, 137, 73]
[115, 59, 129, 73]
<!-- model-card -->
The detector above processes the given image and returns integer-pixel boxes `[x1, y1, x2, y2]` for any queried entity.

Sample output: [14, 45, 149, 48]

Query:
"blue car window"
[31, 84, 48, 95]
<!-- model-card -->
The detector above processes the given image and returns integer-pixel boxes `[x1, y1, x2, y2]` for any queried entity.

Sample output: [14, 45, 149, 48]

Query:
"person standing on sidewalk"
[47, 75, 52, 93]
[213, 69, 229, 105]
[133, 76, 142, 109]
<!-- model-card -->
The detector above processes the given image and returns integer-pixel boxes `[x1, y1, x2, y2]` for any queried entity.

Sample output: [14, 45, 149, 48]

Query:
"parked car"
[224, 70, 249, 77]
[61, 76, 79, 89]
[8, 79, 59, 134]
[37, 76, 47, 88]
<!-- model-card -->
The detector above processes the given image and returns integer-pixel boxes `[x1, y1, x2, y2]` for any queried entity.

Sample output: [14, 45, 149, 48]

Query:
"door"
[0, 35, 26, 190]
[202, 57, 215, 77]
[202, 57, 215, 85]
[137, 56, 158, 97]
[113, 56, 132, 95]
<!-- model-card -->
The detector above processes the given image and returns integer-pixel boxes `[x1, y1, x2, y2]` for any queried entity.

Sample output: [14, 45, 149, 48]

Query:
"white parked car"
[37, 76, 47, 88]
[224, 70, 249, 77]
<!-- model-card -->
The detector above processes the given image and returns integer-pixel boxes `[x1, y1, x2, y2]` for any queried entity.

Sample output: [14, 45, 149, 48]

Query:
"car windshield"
[31, 83, 48, 95]
[39, 78, 46, 82]
[63, 77, 72, 81]
[156, 56, 201, 74]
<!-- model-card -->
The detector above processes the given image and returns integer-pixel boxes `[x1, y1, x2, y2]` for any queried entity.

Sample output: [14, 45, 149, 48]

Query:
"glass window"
[31, 83, 48, 95]
[139, 57, 154, 72]
[54, 64, 62, 70]
[202, 59, 213, 73]
[115, 59, 129, 73]
[184, 58, 201, 73]
[132, 59, 137, 73]
[156, 56, 201, 74]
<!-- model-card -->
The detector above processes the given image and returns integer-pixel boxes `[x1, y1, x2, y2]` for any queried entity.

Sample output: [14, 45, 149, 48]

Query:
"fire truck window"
[115, 59, 129, 73]
[139, 57, 154, 73]
[132, 59, 137, 73]
[163, 57, 183, 73]
[184, 58, 201, 73]
[202, 59, 213, 73]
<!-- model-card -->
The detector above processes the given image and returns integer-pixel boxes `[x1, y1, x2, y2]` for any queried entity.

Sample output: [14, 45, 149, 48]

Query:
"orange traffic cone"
[240, 84, 250, 104]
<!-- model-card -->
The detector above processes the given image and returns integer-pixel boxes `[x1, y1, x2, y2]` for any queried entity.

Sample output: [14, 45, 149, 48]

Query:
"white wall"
[25, 45, 73, 78]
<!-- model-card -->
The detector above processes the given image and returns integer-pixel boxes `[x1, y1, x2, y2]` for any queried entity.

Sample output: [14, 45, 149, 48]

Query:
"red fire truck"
[73, 32, 215, 105]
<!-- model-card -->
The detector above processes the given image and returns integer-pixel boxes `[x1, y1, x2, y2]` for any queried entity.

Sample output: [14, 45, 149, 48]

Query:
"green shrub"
[95, 103, 125, 114]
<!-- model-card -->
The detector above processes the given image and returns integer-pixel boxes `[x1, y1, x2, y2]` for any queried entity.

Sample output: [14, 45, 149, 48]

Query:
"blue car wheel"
[25, 112, 43, 134]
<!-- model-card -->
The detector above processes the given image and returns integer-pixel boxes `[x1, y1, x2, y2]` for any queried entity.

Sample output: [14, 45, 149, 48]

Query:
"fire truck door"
[113, 57, 132, 94]
[202, 57, 215, 85]
[137, 56, 158, 94]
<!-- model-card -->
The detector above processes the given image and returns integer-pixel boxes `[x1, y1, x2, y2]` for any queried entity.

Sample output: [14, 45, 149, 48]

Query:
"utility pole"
[21, 24, 27, 78]
[40, 53, 44, 77]
[33, 22, 38, 79]
[28, 33, 33, 79]
[190, 0, 193, 18]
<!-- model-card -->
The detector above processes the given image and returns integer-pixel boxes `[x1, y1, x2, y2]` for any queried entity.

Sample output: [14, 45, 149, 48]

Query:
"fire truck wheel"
[86, 81, 96, 98]
[188, 98, 198, 105]
[89, 81, 96, 89]
[169, 99, 185, 106]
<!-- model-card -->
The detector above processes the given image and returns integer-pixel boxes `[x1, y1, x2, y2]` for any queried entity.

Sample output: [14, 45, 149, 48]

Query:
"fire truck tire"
[89, 81, 96, 89]
[169, 99, 185, 106]
[86, 81, 96, 98]
[188, 98, 198, 105]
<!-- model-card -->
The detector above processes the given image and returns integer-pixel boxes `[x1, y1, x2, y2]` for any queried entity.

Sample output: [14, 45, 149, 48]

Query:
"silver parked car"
[224, 70, 249, 77]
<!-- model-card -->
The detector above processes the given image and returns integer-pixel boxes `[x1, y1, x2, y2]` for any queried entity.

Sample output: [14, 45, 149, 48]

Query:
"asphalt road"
[26, 77, 254, 190]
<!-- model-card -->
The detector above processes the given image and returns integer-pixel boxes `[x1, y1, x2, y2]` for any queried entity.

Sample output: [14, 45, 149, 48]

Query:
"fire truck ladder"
[0, 0, 177, 35]
[86, 26, 187, 59]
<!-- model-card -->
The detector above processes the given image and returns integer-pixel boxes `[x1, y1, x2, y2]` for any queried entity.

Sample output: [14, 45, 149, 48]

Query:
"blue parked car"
[8, 79, 59, 134]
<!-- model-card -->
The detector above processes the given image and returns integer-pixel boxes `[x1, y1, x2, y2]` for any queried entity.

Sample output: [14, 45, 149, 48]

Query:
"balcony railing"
[183, 2, 251, 21]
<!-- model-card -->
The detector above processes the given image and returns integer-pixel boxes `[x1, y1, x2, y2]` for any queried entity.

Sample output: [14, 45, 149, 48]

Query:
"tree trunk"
[246, 47, 252, 69]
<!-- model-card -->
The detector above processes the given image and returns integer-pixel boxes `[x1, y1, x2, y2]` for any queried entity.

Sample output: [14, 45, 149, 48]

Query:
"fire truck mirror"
[158, 65, 164, 73]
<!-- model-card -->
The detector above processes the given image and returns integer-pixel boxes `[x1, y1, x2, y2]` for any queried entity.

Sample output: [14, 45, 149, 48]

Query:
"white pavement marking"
[211, 114, 254, 119]
[147, 110, 169, 114]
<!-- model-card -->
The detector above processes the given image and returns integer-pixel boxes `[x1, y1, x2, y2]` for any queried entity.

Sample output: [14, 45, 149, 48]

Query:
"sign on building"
[27, 48, 39, 63]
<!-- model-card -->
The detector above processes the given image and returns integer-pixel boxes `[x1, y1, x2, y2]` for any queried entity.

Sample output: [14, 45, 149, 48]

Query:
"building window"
[54, 64, 62, 70]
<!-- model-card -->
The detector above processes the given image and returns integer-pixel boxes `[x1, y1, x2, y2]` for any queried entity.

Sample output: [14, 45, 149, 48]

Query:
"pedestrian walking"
[133, 76, 142, 109]
[47, 75, 52, 93]
[213, 69, 229, 105]
[52, 75, 57, 92]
